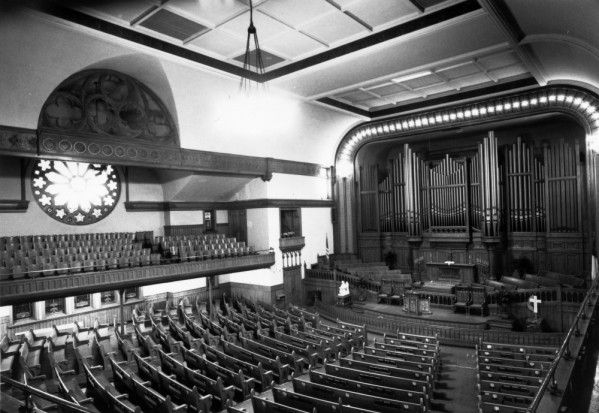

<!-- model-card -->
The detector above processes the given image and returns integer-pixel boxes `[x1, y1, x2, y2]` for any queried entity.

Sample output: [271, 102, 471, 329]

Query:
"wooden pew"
[0, 335, 20, 376]
[240, 335, 306, 374]
[334, 318, 366, 335]
[477, 380, 539, 398]
[478, 390, 533, 408]
[290, 328, 342, 358]
[380, 335, 439, 351]
[479, 342, 557, 357]
[478, 400, 529, 413]
[179, 345, 255, 400]
[324, 361, 430, 392]
[251, 393, 306, 413]
[200, 342, 273, 392]
[476, 355, 550, 370]
[55, 368, 101, 412]
[543, 271, 585, 287]
[351, 348, 433, 373]
[158, 348, 235, 410]
[317, 322, 364, 348]
[109, 354, 188, 412]
[274, 330, 332, 361]
[372, 341, 439, 358]
[19, 338, 42, 377]
[181, 311, 218, 346]
[221, 339, 288, 385]
[362, 345, 438, 367]
[256, 330, 319, 368]
[216, 312, 252, 339]
[478, 361, 546, 378]
[309, 369, 428, 406]
[288, 305, 320, 327]
[477, 371, 543, 387]
[133, 351, 213, 413]
[80, 356, 142, 413]
[387, 331, 439, 345]
[167, 316, 203, 352]
[303, 326, 351, 355]
[339, 356, 432, 381]
[272, 386, 379, 413]
[293, 378, 426, 413]
[499, 276, 538, 289]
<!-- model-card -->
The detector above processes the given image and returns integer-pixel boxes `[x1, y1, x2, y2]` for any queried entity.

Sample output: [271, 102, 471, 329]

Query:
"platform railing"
[527, 275, 599, 412]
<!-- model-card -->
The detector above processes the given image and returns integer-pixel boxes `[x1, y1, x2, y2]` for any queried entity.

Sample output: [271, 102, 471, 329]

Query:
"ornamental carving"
[39, 70, 178, 146]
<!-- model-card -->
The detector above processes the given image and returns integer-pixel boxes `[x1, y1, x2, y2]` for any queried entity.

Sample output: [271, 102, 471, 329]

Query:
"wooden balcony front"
[0, 252, 275, 306]
[279, 236, 305, 252]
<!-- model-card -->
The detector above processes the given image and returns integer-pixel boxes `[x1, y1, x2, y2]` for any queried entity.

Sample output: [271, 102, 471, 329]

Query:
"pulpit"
[403, 292, 432, 315]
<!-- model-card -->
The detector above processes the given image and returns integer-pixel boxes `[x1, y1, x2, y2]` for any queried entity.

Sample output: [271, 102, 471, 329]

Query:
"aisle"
[430, 346, 479, 413]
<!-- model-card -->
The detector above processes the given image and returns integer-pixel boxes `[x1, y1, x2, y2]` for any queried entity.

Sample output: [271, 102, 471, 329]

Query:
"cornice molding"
[0, 125, 327, 178]
[335, 85, 599, 172]
[125, 199, 334, 212]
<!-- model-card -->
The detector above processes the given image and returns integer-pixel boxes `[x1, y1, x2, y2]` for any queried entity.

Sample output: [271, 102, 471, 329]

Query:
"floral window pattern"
[32, 159, 120, 225]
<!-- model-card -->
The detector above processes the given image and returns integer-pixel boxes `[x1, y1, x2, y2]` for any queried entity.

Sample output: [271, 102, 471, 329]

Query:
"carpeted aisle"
[430, 346, 479, 413]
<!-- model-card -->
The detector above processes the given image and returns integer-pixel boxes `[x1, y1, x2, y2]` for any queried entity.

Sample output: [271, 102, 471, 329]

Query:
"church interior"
[1, 1, 599, 412]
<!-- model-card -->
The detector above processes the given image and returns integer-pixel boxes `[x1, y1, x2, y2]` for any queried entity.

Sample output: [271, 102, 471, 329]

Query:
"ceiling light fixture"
[240, 0, 265, 91]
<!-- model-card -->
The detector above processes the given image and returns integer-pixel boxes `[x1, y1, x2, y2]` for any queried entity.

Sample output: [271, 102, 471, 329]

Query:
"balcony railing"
[279, 236, 305, 252]
[0, 251, 275, 306]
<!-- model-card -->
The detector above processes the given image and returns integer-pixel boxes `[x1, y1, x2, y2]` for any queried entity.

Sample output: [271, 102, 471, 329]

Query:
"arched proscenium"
[333, 85, 599, 254]
[335, 86, 599, 178]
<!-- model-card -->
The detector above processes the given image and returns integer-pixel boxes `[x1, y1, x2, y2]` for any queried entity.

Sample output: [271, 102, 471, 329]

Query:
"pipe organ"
[358, 130, 588, 277]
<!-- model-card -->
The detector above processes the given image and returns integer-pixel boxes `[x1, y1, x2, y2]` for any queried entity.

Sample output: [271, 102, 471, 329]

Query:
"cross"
[529, 295, 542, 314]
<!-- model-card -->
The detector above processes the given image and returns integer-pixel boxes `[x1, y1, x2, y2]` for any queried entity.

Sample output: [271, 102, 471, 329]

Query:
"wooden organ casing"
[357, 129, 589, 279]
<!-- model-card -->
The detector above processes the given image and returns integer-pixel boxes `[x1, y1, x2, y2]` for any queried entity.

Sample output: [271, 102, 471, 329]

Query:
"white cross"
[529, 295, 542, 314]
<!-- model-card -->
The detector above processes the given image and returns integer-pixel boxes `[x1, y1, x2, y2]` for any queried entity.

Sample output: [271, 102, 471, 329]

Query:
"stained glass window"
[32, 160, 120, 225]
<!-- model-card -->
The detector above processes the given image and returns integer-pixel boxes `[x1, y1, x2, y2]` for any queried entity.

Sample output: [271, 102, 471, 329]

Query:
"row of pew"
[475, 341, 557, 412]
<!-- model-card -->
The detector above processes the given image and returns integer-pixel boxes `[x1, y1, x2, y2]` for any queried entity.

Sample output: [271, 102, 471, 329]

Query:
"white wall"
[169, 210, 204, 226]
[301, 208, 334, 269]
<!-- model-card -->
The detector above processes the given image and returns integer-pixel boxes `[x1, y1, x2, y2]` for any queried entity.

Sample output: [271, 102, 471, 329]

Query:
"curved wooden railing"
[527, 276, 599, 412]
[314, 301, 564, 347]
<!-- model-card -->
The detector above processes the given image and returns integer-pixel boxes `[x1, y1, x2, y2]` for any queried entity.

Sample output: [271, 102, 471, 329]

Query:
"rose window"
[32, 159, 120, 225]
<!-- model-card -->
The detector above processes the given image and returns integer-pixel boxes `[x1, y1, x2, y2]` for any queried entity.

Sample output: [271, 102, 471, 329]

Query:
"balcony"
[0, 252, 275, 306]
[279, 236, 305, 252]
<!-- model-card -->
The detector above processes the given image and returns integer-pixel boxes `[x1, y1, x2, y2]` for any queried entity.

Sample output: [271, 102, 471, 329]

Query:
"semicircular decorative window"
[32, 159, 120, 225]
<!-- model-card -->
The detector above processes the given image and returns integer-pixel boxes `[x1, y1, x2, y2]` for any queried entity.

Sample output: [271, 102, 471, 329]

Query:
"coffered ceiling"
[20, 0, 599, 119]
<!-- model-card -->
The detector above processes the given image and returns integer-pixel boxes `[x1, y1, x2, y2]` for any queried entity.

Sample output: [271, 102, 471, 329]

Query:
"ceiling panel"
[477, 50, 520, 70]
[337, 89, 378, 102]
[366, 83, 407, 96]
[167, 0, 248, 26]
[487, 64, 528, 80]
[301, 10, 368, 45]
[189, 27, 246, 57]
[437, 62, 479, 80]
[258, 0, 337, 28]
[262, 29, 325, 59]
[91, 0, 158, 23]
[219, 9, 290, 40]
[232, 49, 286, 69]
[401, 73, 445, 89]
[139, 8, 207, 40]
[345, 0, 420, 28]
